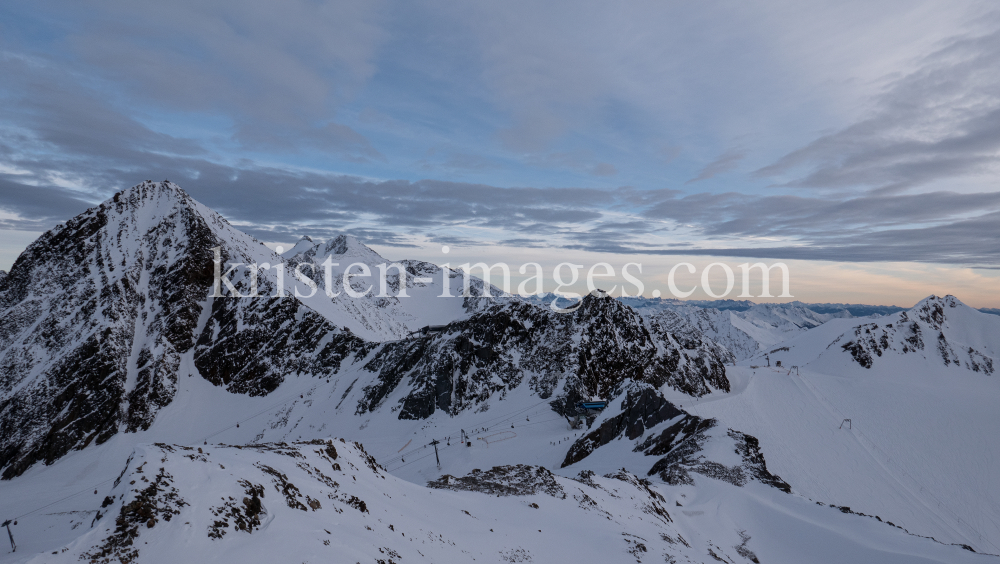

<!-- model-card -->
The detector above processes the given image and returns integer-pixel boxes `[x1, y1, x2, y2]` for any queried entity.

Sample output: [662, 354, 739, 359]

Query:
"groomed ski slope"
[678, 326, 1000, 552]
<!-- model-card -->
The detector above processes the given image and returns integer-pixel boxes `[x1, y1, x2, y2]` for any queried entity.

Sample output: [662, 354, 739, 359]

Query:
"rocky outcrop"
[729, 430, 792, 493]
[428, 465, 565, 498]
[837, 295, 995, 374]
[193, 297, 367, 396]
[639, 417, 790, 492]
[559, 385, 791, 493]
[562, 387, 685, 467]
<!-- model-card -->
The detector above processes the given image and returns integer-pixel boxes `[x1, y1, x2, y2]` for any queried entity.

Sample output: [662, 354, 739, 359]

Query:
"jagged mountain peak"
[0, 180, 230, 478]
[914, 293, 962, 306]
[111, 178, 188, 201]
[909, 294, 968, 325]
[357, 289, 732, 422]
[891, 294, 989, 336]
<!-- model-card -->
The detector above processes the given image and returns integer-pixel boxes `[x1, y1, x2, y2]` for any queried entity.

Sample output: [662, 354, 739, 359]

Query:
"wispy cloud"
[758, 17, 1000, 193]
[2, 1, 1000, 273]
[686, 148, 745, 184]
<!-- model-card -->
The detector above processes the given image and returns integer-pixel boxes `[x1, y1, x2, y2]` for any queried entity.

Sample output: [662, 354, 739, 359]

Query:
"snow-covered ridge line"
[19, 438, 986, 563]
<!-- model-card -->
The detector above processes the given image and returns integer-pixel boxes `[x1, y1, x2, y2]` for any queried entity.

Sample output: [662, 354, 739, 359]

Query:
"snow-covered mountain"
[0, 181, 731, 480]
[354, 293, 732, 423]
[761, 294, 997, 373]
[621, 297, 904, 317]
[0, 181, 395, 480]
[1, 181, 997, 562]
[524, 295, 856, 362]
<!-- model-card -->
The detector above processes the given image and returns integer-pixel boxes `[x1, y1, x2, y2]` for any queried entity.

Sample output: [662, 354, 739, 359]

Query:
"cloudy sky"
[2, 1, 1000, 305]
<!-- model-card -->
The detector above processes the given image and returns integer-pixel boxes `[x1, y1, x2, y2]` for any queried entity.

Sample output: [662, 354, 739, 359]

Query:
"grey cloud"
[198, 180, 1000, 266]
[0, 178, 97, 230]
[644, 190, 1000, 242]
[495, 238, 555, 249]
[4, 86, 1000, 267]
[758, 21, 1000, 193]
[589, 221, 660, 234]
[46, 0, 387, 159]
[659, 146, 681, 164]
[614, 211, 1000, 265]
[0, 54, 203, 163]
[2, 39, 1000, 267]
[235, 122, 384, 162]
[632, 193, 1000, 264]
[5, 151, 1000, 266]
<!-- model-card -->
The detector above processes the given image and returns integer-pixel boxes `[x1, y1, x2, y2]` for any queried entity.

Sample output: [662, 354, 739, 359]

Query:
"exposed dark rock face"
[639, 413, 716, 486]
[358, 293, 732, 420]
[0, 181, 371, 478]
[0, 182, 226, 478]
[561, 387, 685, 467]
[428, 464, 566, 498]
[728, 430, 791, 493]
[560, 384, 791, 492]
[640, 419, 790, 492]
[84, 462, 188, 563]
[194, 296, 366, 396]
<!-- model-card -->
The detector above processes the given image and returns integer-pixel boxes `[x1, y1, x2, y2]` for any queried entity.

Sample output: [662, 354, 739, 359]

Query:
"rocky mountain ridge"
[355, 293, 732, 421]
[762, 294, 998, 375]
[0, 181, 732, 479]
